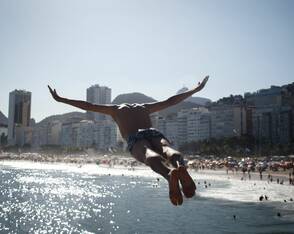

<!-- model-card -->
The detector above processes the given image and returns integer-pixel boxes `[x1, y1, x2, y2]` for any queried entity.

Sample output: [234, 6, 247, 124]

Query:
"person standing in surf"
[48, 76, 209, 206]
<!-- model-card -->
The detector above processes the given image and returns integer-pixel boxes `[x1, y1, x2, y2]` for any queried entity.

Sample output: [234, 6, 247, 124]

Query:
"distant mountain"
[188, 97, 211, 106]
[0, 111, 8, 126]
[112, 92, 156, 104]
[158, 101, 200, 117]
[36, 111, 86, 126]
[177, 87, 211, 106]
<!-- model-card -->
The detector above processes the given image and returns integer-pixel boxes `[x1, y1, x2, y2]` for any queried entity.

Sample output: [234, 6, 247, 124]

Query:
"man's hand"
[196, 76, 209, 91]
[48, 85, 63, 102]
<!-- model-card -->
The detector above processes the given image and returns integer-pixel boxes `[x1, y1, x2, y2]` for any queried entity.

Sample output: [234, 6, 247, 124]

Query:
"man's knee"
[145, 155, 163, 168]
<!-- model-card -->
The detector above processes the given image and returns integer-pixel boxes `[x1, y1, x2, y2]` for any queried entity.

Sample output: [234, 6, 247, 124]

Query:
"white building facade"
[187, 107, 211, 142]
[60, 119, 117, 151]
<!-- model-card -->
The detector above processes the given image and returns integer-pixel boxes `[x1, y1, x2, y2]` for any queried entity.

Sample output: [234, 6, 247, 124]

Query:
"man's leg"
[131, 139, 183, 206]
[150, 138, 185, 168]
[151, 138, 196, 198]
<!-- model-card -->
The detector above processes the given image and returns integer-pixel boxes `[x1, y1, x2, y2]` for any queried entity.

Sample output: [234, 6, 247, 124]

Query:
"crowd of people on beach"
[239, 169, 294, 186]
[187, 155, 294, 185]
[1, 152, 294, 182]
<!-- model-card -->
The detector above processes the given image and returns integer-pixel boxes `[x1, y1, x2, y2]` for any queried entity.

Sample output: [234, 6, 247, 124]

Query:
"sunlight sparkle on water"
[1, 161, 294, 233]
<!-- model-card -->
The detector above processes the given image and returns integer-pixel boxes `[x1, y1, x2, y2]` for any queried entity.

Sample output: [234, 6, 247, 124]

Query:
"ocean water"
[0, 161, 294, 234]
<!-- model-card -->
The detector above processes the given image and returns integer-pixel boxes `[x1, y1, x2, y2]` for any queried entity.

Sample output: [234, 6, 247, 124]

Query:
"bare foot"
[169, 169, 183, 206]
[178, 166, 196, 198]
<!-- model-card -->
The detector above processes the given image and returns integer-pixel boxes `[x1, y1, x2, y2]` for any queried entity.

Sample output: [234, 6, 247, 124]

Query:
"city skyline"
[1, 0, 293, 122]
[1, 80, 293, 124]
[1, 77, 293, 150]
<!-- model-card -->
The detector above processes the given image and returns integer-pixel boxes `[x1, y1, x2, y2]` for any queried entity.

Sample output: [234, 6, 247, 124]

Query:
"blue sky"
[0, 0, 293, 122]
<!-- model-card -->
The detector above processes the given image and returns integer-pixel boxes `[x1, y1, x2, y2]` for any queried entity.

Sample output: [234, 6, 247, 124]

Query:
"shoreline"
[194, 169, 293, 186]
[1, 152, 293, 186]
[0, 152, 139, 166]
[1, 158, 294, 204]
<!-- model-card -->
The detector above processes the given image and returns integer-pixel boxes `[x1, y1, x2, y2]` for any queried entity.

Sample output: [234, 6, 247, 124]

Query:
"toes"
[178, 166, 196, 198]
[170, 194, 183, 206]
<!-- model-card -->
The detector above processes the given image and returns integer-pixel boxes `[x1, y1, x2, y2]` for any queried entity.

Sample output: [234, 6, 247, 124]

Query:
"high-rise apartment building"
[252, 106, 293, 144]
[8, 90, 32, 145]
[86, 85, 111, 121]
[245, 86, 283, 107]
[246, 83, 294, 144]
[187, 107, 211, 142]
[177, 109, 189, 146]
[210, 105, 247, 139]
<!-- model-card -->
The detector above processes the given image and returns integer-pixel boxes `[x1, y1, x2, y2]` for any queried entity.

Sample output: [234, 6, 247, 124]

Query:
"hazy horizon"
[1, 0, 293, 122]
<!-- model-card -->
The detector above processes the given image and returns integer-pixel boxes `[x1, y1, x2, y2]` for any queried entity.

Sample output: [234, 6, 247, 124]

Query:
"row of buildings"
[151, 105, 246, 148]
[150, 83, 294, 148]
[5, 85, 118, 151]
[3, 82, 294, 151]
[32, 118, 117, 151]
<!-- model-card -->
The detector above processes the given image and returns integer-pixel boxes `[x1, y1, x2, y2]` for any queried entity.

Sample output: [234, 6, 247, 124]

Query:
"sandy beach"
[1, 151, 293, 183]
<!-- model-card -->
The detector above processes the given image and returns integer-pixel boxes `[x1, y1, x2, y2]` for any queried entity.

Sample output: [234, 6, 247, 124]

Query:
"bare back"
[112, 103, 152, 139]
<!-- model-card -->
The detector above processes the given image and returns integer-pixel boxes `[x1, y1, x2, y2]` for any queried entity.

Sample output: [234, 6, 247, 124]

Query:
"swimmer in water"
[48, 76, 209, 206]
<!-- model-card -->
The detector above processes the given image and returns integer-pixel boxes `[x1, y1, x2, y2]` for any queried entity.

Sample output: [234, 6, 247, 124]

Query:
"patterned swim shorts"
[126, 128, 169, 152]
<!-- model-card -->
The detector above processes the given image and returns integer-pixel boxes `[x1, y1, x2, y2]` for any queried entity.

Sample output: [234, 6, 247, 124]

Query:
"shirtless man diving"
[48, 76, 209, 206]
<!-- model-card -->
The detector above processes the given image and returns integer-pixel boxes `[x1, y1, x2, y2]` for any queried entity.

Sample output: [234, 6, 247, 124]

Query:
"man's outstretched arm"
[145, 76, 209, 113]
[48, 85, 117, 116]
